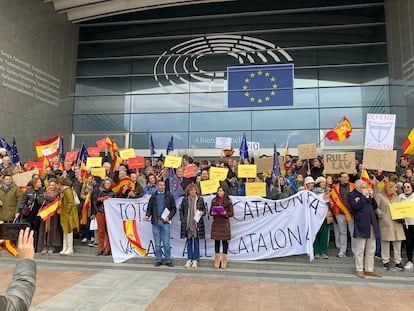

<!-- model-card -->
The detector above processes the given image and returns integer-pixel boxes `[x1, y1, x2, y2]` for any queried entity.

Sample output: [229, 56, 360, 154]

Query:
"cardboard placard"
[119, 148, 135, 160]
[164, 155, 182, 168]
[298, 144, 318, 160]
[65, 151, 78, 163]
[91, 167, 106, 179]
[245, 182, 267, 197]
[389, 201, 414, 220]
[128, 157, 145, 169]
[237, 164, 257, 178]
[323, 152, 355, 174]
[12, 169, 39, 187]
[87, 147, 100, 157]
[96, 138, 109, 150]
[86, 157, 102, 168]
[200, 179, 220, 195]
[183, 165, 195, 178]
[362, 149, 397, 172]
[209, 167, 229, 181]
[256, 156, 284, 173]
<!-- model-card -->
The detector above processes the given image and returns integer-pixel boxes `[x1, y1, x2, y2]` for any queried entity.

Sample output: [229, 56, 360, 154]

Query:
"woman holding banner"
[210, 186, 234, 270]
[180, 184, 206, 269]
[374, 181, 405, 271]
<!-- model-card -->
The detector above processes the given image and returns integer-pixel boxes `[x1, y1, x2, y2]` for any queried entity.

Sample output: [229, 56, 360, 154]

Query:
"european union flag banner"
[227, 64, 294, 108]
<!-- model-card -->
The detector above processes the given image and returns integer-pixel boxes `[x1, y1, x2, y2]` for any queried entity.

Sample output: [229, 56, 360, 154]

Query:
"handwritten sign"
[362, 149, 396, 172]
[183, 165, 195, 178]
[65, 151, 78, 163]
[323, 152, 355, 174]
[389, 201, 414, 220]
[128, 157, 145, 169]
[200, 179, 220, 195]
[298, 144, 318, 160]
[164, 155, 182, 168]
[209, 167, 229, 181]
[119, 148, 135, 160]
[245, 182, 267, 197]
[13, 169, 39, 187]
[86, 157, 102, 168]
[87, 147, 100, 157]
[91, 167, 106, 179]
[237, 164, 257, 178]
[96, 138, 109, 150]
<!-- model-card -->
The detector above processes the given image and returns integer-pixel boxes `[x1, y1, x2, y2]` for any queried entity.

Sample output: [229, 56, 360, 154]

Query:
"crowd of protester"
[0, 148, 413, 276]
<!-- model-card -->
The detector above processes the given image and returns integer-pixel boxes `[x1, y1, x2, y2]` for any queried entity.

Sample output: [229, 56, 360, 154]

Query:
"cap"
[304, 176, 315, 185]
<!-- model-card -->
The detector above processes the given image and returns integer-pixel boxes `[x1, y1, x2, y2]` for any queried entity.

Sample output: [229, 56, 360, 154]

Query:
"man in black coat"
[348, 179, 381, 278]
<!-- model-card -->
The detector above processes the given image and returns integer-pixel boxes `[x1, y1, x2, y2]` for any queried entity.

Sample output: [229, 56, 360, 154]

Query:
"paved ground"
[1, 253, 414, 311]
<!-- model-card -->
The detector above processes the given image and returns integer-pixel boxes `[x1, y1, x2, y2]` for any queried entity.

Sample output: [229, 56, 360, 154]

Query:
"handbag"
[89, 218, 98, 230]
[21, 202, 34, 217]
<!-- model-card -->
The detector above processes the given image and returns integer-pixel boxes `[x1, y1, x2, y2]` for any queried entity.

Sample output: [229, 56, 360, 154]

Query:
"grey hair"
[355, 179, 367, 188]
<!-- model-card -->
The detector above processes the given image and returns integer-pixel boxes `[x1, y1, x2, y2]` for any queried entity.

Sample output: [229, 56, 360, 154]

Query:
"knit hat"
[314, 176, 326, 185]
[304, 176, 315, 185]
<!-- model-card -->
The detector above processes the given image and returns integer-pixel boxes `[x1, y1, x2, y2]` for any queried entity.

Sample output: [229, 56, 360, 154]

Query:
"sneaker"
[383, 262, 390, 270]
[88, 243, 98, 248]
[191, 260, 198, 269]
[154, 261, 162, 267]
[395, 263, 404, 271]
[404, 261, 413, 270]
[184, 260, 192, 268]
[321, 254, 329, 259]
[91, 237, 95, 242]
[81, 238, 88, 243]
[337, 254, 347, 258]
[40, 248, 48, 255]
[314, 254, 320, 259]
[165, 262, 174, 267]
[47, 247, 55, 254]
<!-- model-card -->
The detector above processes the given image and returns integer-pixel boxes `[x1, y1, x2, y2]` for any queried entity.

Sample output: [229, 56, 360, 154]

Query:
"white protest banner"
[364, 113, 396, 150]
[215, 137, 232, 149]
[104, 191, 327, 263]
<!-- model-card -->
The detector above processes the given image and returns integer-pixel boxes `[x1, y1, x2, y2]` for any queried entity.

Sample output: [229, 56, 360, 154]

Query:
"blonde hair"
[384, 181, 396, 194]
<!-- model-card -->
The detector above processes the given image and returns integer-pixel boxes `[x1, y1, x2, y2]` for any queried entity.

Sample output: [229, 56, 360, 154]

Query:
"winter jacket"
[179, 195, 206, 239]
[146, 192, 176, 225]
[210, 197, 234, 241]
[0, 183, 23, 221]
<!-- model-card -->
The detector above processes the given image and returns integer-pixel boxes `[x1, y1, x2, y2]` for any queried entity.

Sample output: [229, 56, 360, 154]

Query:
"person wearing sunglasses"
[398, 182, 414, 269]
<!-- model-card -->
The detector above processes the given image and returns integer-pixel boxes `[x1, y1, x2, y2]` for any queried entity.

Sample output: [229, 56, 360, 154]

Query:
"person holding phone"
[210, 186, 234, 270]
[0, 224, 36, 310]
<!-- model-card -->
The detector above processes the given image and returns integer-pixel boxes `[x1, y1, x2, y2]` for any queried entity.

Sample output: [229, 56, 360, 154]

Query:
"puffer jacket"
[0, 183, 23, 221]
[0, 259, 36, 310]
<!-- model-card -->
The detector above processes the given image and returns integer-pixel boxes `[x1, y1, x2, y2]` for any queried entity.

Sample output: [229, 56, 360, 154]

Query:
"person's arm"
[0, 227, 36, 311]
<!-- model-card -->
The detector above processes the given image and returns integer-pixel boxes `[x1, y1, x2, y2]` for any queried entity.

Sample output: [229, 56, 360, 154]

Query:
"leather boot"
[62, 232, 73, 255]
[221, 254, 228, 270]
[214, 253, 220, 269]
[59, 233, 68, 255]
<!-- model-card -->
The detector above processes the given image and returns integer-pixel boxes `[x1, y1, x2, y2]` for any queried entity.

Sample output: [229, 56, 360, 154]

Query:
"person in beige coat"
[374, 181, 406, 271]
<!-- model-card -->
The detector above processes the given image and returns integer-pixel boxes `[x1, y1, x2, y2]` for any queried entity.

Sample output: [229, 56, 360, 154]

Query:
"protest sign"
[362, 149, 396, 172]
[245, 182, 266, 197]
[237, 164, 257, 178]
[298, 144, 317, 160]
[323, 152, 355, 174]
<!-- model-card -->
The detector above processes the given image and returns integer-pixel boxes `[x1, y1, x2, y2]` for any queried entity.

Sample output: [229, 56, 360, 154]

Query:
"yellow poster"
[91, 167, 106, 179]
[245, 182, 266, 197]
[237, 164, 257, 178]
[86, 157, 102, 168]
[200, 179, 220, 195]
[119, 148, 136, 160]
[164, 155, 182, 168]
[209, 167, 228, 181]
[389, 201, 414, 220]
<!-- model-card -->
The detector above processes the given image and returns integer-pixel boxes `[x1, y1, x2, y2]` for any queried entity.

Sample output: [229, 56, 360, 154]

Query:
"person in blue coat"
[348, 179, 381, 278]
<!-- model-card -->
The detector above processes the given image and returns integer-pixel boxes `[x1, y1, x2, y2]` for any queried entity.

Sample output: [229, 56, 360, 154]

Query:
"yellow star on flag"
[250, 72, 255, 78]
[245, 92, 249, 97]
[258, 70, 263, 75]
[245, 78, 250, 83]
[265, 96, 270, 101]
[243, 85, 248, 90]
[257, 98, 263, 104]
[271, 91, 275, 96]
[265, 72, 270, 77]
[250, 97, 255, 102]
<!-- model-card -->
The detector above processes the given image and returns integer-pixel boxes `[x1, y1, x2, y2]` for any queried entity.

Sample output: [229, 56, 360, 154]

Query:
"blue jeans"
[152, 222, 171, 263]
[186, 237, 200, 261]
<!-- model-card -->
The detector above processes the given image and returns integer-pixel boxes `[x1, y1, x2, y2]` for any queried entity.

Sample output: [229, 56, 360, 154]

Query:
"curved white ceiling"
[47, 0, 235, 23]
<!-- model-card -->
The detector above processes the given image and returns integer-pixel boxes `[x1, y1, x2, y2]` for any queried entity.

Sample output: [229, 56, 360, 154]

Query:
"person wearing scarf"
[398, 182, 414, 269]
[210, 186, 234, 270]
[179, 184, 206, 269]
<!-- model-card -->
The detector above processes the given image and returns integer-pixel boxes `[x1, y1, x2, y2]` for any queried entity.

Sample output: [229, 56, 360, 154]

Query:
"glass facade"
[74, 0, 388, 151]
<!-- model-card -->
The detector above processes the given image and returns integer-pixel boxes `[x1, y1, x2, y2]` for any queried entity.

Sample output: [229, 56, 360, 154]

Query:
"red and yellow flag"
[111, 178, 135, 195]
[38, 198, 61, 221]
[326, 117, 352, 143]
[35, 133, 60, 159]
[123, 220, 147, 256]
[19, 185, 32, 194]
[80, 192, 91, 225]
[402, 129, 414, 155]
[330, 187, 353, 221]
[3, 240, 18, 257]
[109, 139, 119, 160]
[81, 161, 89, 182]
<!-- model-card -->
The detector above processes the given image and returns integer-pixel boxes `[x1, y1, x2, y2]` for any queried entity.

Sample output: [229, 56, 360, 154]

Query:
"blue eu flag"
[227, 64, 294, 108]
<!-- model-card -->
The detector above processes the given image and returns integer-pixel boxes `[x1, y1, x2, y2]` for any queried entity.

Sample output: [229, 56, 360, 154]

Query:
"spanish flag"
[81, 161, 89, 182]
[123, 220, 147, 256]
[3, 240, 18, 257]
[330, 187, 353, 221]
[38, 198, 61, 221]
[80, 192, 90, 225]
[35, 133, 60, 159]
[19, 185, 32, 194]
[111, 178, 135, 195]
[111, 155, 122, 172]
[402, 129, 414, 155]
[326, 117, 352, 143]
[361, 169, 373, 188]
[109, 139, 119, 160]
